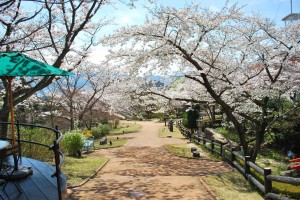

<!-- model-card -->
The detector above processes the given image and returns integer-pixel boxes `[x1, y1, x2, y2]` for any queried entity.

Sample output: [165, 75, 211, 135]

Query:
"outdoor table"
[0, 140, 10, 176]
[0, 140, 33, 180]
[0, 140, 10, 165]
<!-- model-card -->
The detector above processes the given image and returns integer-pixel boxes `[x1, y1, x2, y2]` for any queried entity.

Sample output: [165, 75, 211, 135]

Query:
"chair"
[82, 136, 95, 153]
[0, 144, 22, 199]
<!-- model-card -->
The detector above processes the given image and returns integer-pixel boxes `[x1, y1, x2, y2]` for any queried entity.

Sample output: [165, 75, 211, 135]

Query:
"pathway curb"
[198, 177, 219, 200]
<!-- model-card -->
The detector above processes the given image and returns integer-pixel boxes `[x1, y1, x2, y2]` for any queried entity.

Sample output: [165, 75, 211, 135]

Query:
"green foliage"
[267, 97, 294, 112]
[140, 111, 148, 119]
[187, 110, 199, 130]
[131, 115, 142, 121]
[20, 127, 56, 162]
[271, 120, 300, 150]
[264, 97, 300, 154]
[182, 117, 188, 128]
[61, 129, 85, 156]
[169, 114, 176, 119]
[215, 127, 239, 143]
[91, 123, 111, 139]
[182, 104, 200, 130]
[152, 112, 165, 122]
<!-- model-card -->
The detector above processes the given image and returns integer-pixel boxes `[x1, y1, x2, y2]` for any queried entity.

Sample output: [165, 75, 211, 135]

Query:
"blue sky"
[110, 0, 299, 27]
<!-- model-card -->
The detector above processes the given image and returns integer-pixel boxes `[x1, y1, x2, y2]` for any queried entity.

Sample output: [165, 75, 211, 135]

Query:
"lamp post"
[196, 114, 203, 136]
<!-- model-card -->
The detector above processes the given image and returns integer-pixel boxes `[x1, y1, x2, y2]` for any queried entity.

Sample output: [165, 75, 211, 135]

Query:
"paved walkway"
[68, 121, 232, 200]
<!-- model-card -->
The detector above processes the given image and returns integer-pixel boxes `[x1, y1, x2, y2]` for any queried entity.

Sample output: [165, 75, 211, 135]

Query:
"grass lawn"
[204, 170, 264, 200]
[256, 148, 290, 175]
[62, 155, 108, 186]
[94, 136, 127, 149]
[159, 126, 185, 138]
[63, 136, 127, 187]
[164, 144, 195, 158]
[110, 122, 142, 135]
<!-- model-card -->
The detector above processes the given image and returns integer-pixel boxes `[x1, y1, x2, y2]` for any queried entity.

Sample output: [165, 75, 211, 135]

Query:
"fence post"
[264, 168, 272, 194]
[211, 139, 214, 153]
[245, 156, 250, 178]
[231, 147, 236, 163]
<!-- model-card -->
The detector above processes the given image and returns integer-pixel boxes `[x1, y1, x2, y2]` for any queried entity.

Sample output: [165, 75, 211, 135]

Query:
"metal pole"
[16, 120, 21, 158]
[53, 140, 62, 200]
[7, 77, 19, 171]
[7, 77, 15, 147]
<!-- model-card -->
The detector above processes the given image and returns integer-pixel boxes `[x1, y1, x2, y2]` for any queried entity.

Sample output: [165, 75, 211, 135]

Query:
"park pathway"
[68, 121, 232, 200]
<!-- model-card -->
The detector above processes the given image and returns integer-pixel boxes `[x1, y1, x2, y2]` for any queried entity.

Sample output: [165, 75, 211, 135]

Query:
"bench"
[82, 136, 95, 152]
[290, 158, 300, 172]
[100, 136, 107, 145]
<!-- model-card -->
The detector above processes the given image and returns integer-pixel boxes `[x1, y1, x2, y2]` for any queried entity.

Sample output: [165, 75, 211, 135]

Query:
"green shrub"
[20, 127, 56, 162]
[131, 115, 140, 121]
[215, 127, 240, 143]
[61, 129, 84, 156]
[152, 112, 165, 121]
[100, 124, 111, 135]
[182, 118, 188, 128]
[91, 123, 111, 139]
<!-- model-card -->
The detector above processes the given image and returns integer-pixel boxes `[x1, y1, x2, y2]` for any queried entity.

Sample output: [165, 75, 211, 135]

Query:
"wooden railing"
[177, 121, 300, 200]
[0, 121, 64, 200]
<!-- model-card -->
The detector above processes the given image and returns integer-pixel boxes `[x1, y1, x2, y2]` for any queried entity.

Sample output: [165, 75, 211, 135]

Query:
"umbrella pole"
[7, 77, 18, 171]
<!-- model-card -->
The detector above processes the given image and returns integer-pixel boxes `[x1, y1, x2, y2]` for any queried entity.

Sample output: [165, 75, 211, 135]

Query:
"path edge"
[198, 177, 220, 200]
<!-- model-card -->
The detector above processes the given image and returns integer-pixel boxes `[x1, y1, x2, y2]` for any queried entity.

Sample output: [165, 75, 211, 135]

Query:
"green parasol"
[0, 52, 72, 76]
[0, 51, 72, 179]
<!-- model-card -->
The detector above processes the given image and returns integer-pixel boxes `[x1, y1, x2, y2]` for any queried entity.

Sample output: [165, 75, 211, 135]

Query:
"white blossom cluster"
[102, 3, 300, 123]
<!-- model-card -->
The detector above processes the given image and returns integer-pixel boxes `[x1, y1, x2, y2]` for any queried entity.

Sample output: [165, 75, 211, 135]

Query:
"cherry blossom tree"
[0, 0, 110, 133]
[102, 4, 300, 161]
[0, 0, 152, 134]
[53, 62, 114, 130]
[35, 81, 65, 128]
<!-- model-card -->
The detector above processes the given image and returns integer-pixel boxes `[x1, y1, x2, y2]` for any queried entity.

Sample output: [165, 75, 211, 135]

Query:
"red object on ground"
[289, 158, 300, 163]
[291, 164, 300, 171]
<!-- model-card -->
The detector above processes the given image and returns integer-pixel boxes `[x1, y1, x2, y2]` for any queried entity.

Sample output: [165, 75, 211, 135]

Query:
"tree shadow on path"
[68, 146, 232, 200]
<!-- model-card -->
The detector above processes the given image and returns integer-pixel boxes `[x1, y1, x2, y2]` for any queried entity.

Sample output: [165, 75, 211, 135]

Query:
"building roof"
[282, 13, 300, 21]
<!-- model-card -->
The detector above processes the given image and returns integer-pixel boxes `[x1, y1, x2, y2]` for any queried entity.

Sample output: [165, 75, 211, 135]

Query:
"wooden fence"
[177, 121, 300, 200]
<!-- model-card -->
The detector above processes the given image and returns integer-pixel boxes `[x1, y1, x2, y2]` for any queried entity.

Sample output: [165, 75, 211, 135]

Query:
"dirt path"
[68, 121, 232, 200]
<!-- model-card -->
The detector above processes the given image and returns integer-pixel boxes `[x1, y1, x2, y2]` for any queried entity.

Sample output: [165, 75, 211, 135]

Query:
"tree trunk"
[0, 97, 11, 138]
[251, 129, 264, 162]
[212, 104, 215, 125]
[70, 100, 75, 130]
